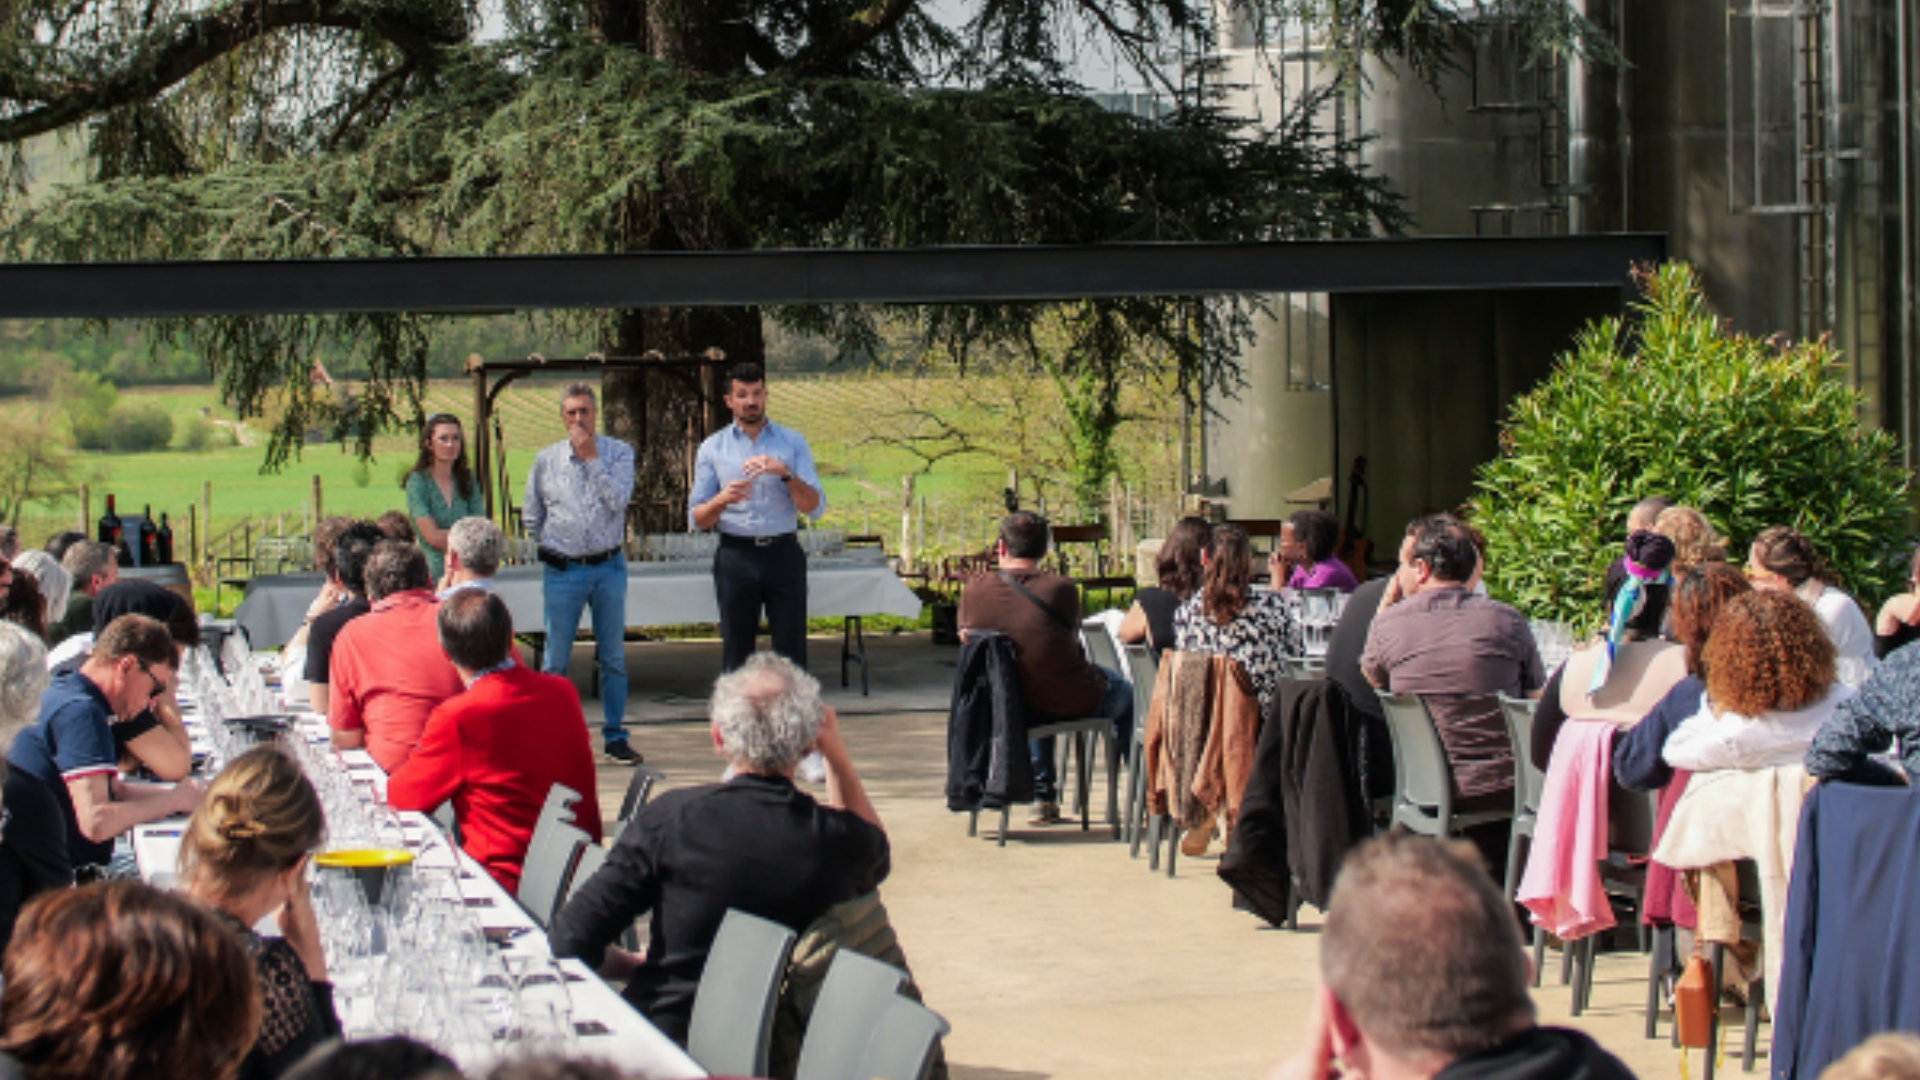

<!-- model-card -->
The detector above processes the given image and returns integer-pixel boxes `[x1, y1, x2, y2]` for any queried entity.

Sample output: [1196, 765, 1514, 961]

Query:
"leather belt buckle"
[754, 535, 778, 547]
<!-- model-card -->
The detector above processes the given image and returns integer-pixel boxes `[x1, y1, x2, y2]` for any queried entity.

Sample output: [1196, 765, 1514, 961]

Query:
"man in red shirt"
[387, 590, 604, 891]
[327, 542, 464, 772]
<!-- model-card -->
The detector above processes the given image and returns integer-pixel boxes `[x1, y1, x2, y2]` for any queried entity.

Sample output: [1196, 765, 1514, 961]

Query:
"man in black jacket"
[1268, 834, 1637, 1080]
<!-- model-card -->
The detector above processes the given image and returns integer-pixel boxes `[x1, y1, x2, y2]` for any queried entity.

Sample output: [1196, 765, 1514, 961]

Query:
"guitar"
[1335, 455, 1371, 580]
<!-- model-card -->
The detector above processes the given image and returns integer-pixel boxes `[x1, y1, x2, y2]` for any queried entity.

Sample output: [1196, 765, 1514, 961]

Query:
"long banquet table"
[134, 700, 704, 1078]
[233, 550, 924, 649]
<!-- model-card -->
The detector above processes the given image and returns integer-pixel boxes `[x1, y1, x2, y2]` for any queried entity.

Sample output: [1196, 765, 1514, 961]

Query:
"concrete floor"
[566, 635, 1717, 1080]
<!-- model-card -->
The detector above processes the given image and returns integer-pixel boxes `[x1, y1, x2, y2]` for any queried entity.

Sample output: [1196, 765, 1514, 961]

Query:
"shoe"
[1027, 802, 1062, 826]
[1180, 825, 1213, 858]
[603, 740, 643, 766]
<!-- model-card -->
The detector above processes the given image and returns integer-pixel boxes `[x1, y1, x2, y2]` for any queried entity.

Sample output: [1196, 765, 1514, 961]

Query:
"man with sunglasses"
[7, 614, 203, 877]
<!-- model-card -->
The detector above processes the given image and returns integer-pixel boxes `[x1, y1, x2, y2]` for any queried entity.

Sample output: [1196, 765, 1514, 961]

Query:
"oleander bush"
[1472, 261, 1911, 629]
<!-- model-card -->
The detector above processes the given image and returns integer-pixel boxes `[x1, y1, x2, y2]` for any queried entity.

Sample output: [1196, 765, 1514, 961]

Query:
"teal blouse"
[403, 470, 485, 580]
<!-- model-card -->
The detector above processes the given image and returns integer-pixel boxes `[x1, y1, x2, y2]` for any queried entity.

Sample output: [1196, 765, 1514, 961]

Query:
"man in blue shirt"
[8, 614, 203, 873]
[689, 363, 825, 672]
[523, 382, 642, 766]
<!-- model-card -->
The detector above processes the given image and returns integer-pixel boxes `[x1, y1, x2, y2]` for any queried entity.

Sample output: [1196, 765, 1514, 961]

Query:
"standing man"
[689, 362, 824, 673]
[523, 382, 641, 766]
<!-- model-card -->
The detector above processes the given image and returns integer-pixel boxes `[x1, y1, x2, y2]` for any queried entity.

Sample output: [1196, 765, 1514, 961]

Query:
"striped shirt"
[521, 435, 635, 558]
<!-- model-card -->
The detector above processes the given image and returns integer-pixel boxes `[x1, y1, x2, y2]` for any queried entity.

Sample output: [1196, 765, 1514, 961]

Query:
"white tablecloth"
[137, 713, 704, 1079]
[235, 552, 923, 647]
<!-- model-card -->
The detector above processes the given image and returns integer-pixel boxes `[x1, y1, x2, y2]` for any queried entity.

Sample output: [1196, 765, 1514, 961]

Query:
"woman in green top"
[402, 413, 484, 582]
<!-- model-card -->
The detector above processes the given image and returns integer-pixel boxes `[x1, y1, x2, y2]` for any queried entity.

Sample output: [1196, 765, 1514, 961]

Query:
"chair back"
[615, 765, 666, 837]
[1498, 694, 1544, 816]
[1282, 655, 1327, 681]
[688, 909, 799, 1079]
[1378, 692, 1454, 828]
[1123, 644, 1158, 722]
[1608, 784, 1659, 856]
[516, 819, 590, 929]
[794, 952, 911, 1080]
[564, 841, 608, 909]
[855, 995, 953, 1080]
[1081, 619, 1123, 676]
[540, 782, 583, 828]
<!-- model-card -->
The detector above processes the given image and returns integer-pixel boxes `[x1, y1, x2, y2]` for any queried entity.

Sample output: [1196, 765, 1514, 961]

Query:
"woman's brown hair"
[0, 570, 46, 640]
[1703, 590, 1836, 716]
[403, 414, 477, 502]
[1668, 563, 1752, 676]
[1654, 506, 1728, 578]
[1751, 525, 1838, 589]
[179, 746, 326, 902]
[1155, 517, 1212, 599]
[0, 881, 261, 1080]
[1201, 525, 1254, 626]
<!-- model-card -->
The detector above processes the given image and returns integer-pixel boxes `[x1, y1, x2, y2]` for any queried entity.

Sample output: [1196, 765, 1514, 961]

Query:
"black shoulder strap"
[998, 570, 1076, 631]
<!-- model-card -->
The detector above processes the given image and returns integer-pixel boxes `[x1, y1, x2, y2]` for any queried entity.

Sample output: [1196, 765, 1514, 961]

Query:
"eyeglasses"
[133, 661, 169, 703]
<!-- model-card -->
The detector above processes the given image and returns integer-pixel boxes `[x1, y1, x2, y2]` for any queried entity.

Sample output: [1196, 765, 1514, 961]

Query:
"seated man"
[438, 517, 502, 597]
[387, 591, 603, 891]
[957, 510, 1132, 824]
[303, 520, 383, 715]
[1268, 833, 1634, 1080]
[7, 614, 204, 874]
[550, 653, 887, 1046]
[1362, 515, 1544, 809]
[327, 541, 464, 772]
[58, 579, 202, 782]
[47, 540, 116, 646]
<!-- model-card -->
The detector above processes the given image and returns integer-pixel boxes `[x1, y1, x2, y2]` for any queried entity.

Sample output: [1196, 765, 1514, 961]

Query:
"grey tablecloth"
[234, 555, 924, 648]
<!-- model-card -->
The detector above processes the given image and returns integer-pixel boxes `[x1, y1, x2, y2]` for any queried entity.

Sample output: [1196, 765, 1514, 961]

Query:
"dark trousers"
[714, 535, 809, 672]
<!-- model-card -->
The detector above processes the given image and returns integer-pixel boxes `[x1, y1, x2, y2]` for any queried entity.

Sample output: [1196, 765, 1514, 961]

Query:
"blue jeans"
[541, 554, 629, 743]
[1031, 665, 1133, 804]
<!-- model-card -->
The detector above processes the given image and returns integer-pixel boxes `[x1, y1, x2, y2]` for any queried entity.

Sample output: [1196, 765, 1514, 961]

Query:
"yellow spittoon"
[315, 848, 414, 906]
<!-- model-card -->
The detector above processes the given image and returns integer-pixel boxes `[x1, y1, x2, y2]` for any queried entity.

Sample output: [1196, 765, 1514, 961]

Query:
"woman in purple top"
[1275, 509, 1359, 593]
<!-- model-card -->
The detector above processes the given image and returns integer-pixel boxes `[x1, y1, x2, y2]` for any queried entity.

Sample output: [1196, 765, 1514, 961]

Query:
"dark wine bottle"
[139, 504, 159, 566]
[96, 494, 120, 546]
[156, 513, 174, 564]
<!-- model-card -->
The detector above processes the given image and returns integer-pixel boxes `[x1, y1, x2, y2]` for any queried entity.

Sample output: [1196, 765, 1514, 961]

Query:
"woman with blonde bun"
[179, 746, 337, 1080]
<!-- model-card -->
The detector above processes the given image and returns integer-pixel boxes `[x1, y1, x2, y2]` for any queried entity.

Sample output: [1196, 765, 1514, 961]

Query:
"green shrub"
[176, 416, 226, 451]
[107, 403, 174, 452]
[1472, 262, 1910, 630]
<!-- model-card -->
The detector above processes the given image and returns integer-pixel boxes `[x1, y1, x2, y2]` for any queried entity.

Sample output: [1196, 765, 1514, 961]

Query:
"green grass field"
[8, 372, 1182, 560]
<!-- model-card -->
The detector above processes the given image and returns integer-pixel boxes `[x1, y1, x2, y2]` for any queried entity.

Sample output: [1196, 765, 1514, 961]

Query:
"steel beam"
[0, 235, 1666, 320]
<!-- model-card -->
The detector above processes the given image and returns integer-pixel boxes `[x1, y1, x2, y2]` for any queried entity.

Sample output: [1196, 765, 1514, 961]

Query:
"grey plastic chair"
[856, 994, 952, 1080]
[1281, 655, 1327, 681]
[1121, 643, 1159, 857]
[794, 951, 910, 1080]
[615, 765, 665, 837]
[516, 818, 590, 929]
[687, 909, 799, 1079]
[562, 841, 640, 953]
[1377, 692, 1511, 839]
[967, 714, 1114, 845]
[540, 782, 583, 828]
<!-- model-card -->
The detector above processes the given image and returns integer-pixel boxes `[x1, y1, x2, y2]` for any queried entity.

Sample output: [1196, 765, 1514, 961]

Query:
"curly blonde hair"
[1704, 591, 1835, 716]
[1654, 506, 1728, 578]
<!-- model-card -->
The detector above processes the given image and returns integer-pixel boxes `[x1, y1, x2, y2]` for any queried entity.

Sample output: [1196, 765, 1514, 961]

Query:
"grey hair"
[447, 517, 503, 576]
[0, 622, 49, 753]
[710, 654, 824, 774]
[13, 552, 69, 622]
[61, 539, 115, 589]
[560, 382, 596, 409]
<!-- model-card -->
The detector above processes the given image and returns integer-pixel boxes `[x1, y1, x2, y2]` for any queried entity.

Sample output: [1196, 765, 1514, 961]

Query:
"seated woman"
[0, 880, 260, 1080]
[1872, 545, 1920, 660]
[179, 746, 338, 1080]
[1117, 516, 1209, 657]
[1663, 590, 1853, 773]
[1175, 525, 1301, 716]
[0, 623, 69, 956]
[1611, 563, 1751, 790]
[1653, 505, 1727, 580]
[0, 571, 47, 642]
[1271, 509, 1359, 594]
[1746, 525, 1875, 684]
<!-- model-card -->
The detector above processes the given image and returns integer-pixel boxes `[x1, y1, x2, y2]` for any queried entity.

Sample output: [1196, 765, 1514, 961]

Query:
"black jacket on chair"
[945, 631, 1033, 811]
[1219, 678, 1373, 924]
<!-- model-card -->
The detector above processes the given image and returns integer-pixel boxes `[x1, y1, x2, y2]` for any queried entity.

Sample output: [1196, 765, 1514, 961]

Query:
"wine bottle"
[156, 513, 174, 564]
[97, 494, 124, 556]
[139, 504, 159, 566]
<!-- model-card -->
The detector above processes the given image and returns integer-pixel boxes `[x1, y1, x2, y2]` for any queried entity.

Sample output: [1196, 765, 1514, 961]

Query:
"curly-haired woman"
[1663, 590, 1852, 772]
[1611, 563, 1751, 790]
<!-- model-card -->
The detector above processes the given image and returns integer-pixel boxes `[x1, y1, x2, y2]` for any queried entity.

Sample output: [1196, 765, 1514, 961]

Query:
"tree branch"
[0, 0, 463, 145]
[783, 0, 921, 75]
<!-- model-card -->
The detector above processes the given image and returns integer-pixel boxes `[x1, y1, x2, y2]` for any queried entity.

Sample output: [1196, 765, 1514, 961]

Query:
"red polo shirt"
[327, 590, 465, 773]
[385, 664, 604, 891]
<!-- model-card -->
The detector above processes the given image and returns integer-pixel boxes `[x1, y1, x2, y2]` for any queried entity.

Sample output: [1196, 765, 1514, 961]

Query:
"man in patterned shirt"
[523, 382, 642, 765]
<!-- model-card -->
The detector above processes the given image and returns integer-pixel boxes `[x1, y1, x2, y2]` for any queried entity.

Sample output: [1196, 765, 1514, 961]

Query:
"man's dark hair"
[484, 1057, 634, 1080]
[1321, 834, 1534, 1060]
[363, 541, 431, 602]
[282, 1036, 459, 1080]
[333, 522, 384, 595]
[997, 511, 1051, 561]
[1288, 509, 1341, 565]
[438, 591, 514, 671]
[376, 510, 415, 544]
[1631, 496, 1673, 525]
[725, 361, 766, 391]
[1409, 515, 1478, 584]
[91, 580, 199, 648]
[42, 532, 84, 561]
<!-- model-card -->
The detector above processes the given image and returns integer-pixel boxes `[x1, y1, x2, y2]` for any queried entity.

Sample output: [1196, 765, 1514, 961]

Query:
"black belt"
[538, 546, 620, 570]
[719, 532, 797, 549]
